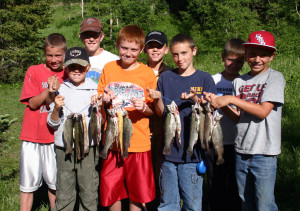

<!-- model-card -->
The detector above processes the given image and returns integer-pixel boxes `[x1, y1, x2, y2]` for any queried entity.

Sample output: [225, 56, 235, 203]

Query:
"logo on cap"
[255, 34, 266, 45]
[86, 18, 95, 25]
[70, 49, 82, 57]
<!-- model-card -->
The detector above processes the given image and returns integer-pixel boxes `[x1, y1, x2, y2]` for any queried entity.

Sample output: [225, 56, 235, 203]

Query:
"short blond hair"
[44, 33, 67, 52]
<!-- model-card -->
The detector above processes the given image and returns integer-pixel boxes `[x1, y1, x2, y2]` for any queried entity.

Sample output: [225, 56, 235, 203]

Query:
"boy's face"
[66, 64, 89, 86]
[245, 47, 275, 75]
[117, 40, 143, 68]
[144, 41, 169, 64]
[171, 42, 196, 72]
[45, 46, 65, 72]
[222, 54, 244, 75]
[80, 31, 104, 56]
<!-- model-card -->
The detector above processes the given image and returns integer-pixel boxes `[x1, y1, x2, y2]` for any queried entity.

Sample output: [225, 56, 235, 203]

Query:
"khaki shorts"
[19, 141, 56, 192]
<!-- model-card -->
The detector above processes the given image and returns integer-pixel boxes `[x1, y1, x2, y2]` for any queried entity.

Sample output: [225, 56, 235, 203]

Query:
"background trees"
[0, 0, 52, 83]
[0, 0, 299, 83]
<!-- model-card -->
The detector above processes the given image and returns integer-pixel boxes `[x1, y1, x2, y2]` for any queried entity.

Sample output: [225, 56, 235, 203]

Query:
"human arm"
[147, 87, 164, 117]
[28, 75, 60, 110]
[204, 91, 274, 120]
[132, 97, 154, 116]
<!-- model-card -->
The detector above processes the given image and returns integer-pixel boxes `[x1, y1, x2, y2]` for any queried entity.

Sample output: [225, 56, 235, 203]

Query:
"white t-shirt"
[212, 73, 236, 145]
[86, 49, 119, 83]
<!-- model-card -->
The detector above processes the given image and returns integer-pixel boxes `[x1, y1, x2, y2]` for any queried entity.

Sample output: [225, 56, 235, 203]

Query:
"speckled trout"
[186, 104, 201, 156]
[211, 111, 224, 165]
[163, 103, 177, 155]
[122, 110, 133, 158]
[63, 113, 74, 155]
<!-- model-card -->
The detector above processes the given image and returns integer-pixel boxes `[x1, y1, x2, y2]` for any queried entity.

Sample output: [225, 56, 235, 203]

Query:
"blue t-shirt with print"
[157, 69, 217, 163]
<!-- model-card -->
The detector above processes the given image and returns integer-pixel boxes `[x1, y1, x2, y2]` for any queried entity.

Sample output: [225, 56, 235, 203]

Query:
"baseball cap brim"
[243, 43, 277, 51]
[145, 39, 166, 46]
[64, 59, 89, 68]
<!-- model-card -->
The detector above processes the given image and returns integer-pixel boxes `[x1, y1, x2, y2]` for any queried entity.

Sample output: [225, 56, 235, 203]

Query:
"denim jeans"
[158, 161, 203, 211]
[235, 153, 278, 211]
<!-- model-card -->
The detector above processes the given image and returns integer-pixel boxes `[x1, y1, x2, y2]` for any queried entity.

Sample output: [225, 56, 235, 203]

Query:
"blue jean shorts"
[235, 153, 278, 211]
[158, 161, 203, 211]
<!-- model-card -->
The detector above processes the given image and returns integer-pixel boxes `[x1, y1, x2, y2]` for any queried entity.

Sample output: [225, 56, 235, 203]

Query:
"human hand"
[54, 95, 65, 110]
[91, 94, 103, 106]
[103, 87, 115, 103]
[132, 98, 146, 112]
[204, 92, 231, 109]
[147, 87, 161, 100]
[180, 87, 200, 103]
[48, 75, 60, 93]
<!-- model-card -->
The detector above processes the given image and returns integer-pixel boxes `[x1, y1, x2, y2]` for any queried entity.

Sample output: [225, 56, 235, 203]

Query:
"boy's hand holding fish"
[47, 75, 61, 93]
[91, 94, 103, 107]
[147, 87, 164, 117]
[50, 94, 65, 122]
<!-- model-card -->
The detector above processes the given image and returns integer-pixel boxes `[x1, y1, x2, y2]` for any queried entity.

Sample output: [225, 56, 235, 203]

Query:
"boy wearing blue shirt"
[149, 34, 216, 210]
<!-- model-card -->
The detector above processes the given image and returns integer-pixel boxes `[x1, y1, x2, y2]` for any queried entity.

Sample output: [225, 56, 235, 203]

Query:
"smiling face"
[80, 31, 104, 56]
[117, 40, 143, 70]
[66, 64, 89, 86]
[245, 47, 275, 75]
[171, 42, 196, 74]
[145, 41, 169, 64]
[45, 46, 65, 72]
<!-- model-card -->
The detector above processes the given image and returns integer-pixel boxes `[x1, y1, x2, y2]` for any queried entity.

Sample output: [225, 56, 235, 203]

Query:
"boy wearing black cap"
[204, 31, 286, 210]
[144, 30, 172, 77]
[47, 47, 102, 211]
[144, 31, 172, 209]
[79, 17, 119, 83]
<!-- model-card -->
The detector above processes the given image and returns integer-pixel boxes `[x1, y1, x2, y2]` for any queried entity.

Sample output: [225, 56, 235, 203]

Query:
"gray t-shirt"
[47, 78, 98, 148]
[233, 68, 285, 155]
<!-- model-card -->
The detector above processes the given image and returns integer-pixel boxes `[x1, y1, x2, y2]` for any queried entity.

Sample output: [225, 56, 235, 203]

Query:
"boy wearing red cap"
[204, 31, 286, 211]
[79, 17, 119, 83]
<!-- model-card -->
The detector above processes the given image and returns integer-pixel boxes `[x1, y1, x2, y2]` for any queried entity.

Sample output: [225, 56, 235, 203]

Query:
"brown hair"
[44, 33, 67, 52]
[223, 38, 245, 57]
[116, 25, 145, 49]
[170, 34, 195, 50]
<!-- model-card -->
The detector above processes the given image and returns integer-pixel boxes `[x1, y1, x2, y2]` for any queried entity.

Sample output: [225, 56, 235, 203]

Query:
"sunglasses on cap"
[81, 31, 101, 39]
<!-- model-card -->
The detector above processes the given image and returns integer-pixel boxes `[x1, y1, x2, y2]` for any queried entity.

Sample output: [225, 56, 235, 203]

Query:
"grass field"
[1, 2, 299, 211]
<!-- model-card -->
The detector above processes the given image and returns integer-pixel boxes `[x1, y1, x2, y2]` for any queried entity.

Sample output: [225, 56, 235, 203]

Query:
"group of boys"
[19, 16, 285, 211]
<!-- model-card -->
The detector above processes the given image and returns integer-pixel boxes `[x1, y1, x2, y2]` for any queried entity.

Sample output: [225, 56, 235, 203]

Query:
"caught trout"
[204, 103, 214, 152]
[186, 104, 201, 156]
[198, 105, 206, 149]
[171, 101, 182, 148]
[211, 111, 224, 165]
[116, 108, 124, 155]
[163, 104, 177, 155]
[74, 114, 85, 160]
[63, 113, 74, 155]
[89, 103, 102, 147]
[82, 114, 89, 154]
[122, 110, 133, 158]
[99, 109, 117, 159]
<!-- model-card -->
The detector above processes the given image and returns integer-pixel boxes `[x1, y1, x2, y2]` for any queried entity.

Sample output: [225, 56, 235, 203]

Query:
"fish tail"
[186, 147, 193, 157]
[99, 149, 108, 159]
[216, 157, 224, 165]
[163, 145, 171, 155]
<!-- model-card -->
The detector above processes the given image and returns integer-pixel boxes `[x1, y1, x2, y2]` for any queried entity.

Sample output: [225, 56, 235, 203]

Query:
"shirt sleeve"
[20, 66, 40, 105]
[261, 71, 285, 105]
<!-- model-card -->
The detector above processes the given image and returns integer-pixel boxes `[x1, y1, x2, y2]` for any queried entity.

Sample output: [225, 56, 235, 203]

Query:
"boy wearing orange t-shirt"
[97, 25, 156, 210]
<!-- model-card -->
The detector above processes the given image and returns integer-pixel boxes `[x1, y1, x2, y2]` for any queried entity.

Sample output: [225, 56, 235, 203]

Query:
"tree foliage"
[176, 0, 300, 55]
[0, 0, 52, 83]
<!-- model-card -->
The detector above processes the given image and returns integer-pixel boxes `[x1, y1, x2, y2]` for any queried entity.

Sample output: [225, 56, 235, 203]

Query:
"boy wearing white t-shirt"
[207, 38, 245, 211]
[79, 17, 119, 83]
